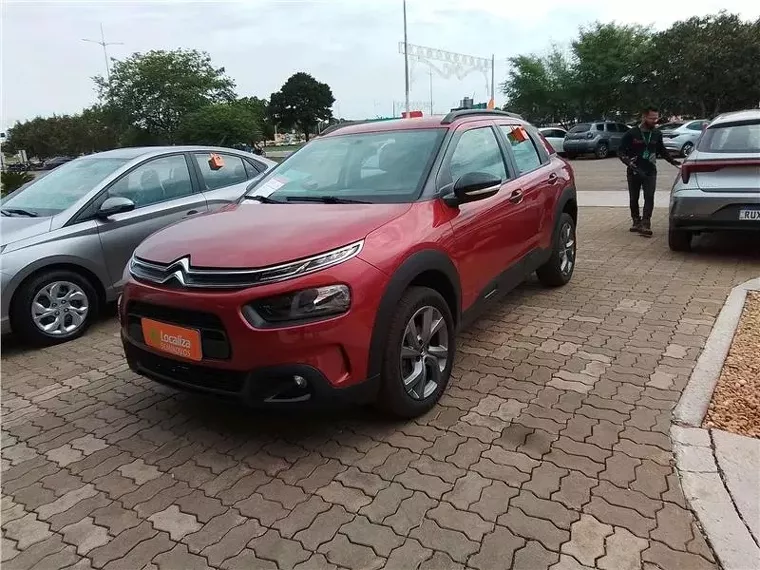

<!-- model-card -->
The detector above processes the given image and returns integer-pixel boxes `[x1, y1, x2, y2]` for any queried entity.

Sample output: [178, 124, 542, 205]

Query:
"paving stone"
[427, 501, 494, 541]
[643, 540, 718, 570]
[318, 533, 384, 570]
[11, 483, 57, 510]
[468, 526, 525, 570]
[442, 471, 490, 509]
[274, 496, 331, 538]
[3, 512, 51, 549]
[90, 503, 141, 535]
[316, 480, 372, 512]
[292, 553, 338, 570]
[552, 470, 596, 510]
[293, 505, 353, 550]
[409, 518, 479, 563]
[154, 544, 212, 570]
[419, 551, 464, 570]
[89, 521, 157, 568]
[70, 435, 109, 455]
[593, 480, 662, 518]
[498, 506, 570, 551]
[148, 505, 202, 540]
[24, 545, 81, 570]
[59, 517, 110, 555]
[249, 529, 311, 570]
[117, 459, 162, 484]
[235, 493, 290, 526]
[359, 482, 413, 523]
[598, 527, 649, 570]
[410, 455, 466, 483]
[470, 480, 520, 522]
[584, 496, 657, 539]
[101, 532, 174, 570]
[384, 538, 433, 570]
[561, 514, 613, 566]
[183, 509, 246, 554]
[201, 519, 267, 567]
[339, 515, 405, 556]
[45, 444, 84, 466]
[336, 466, 388, 494]
[385, 491, 437, 536]
[549, 554, 595, 569]
[511, 489, 581, 529]
[513, 539, 560, 570]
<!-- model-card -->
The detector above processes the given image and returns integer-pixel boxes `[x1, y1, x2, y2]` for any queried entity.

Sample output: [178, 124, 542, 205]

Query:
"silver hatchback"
[668, 110, 760, 251]
[1, 146, 274, 345]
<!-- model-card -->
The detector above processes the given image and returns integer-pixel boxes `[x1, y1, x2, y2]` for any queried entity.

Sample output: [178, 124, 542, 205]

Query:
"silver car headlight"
[242, 284, 351, 326]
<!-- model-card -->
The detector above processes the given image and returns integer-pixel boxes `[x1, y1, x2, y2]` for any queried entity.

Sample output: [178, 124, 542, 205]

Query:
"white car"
[539, 127, 568, 155]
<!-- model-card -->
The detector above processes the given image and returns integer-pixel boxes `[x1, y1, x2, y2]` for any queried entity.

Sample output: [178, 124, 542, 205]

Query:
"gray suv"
[563, 121, 630, 159]
[668, 109, 760, 251]
[1, 146, 274, 345]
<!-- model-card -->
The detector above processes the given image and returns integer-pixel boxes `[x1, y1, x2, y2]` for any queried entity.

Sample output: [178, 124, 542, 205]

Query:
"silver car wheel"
[559, 221, 576, 276]
[682, 142, 694, 156]
[400, 306, 449, 400]
[31, 281, 90, 336]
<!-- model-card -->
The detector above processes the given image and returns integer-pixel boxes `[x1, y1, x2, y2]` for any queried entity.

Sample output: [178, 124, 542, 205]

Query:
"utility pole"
[489, 54, 495, 109]
[428, 68, 434, 115]
[403, 0, 410, 116]
[82, 23, 123, 83]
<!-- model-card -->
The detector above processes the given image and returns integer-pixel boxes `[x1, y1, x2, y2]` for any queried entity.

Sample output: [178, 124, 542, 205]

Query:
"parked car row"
[2, 110, 579, 418]
[539, 119, 710, 160]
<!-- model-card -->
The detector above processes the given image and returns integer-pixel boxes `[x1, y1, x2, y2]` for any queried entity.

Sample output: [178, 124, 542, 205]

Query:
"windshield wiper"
[1, 208, 39, 217]
[286, 196, 371, 204]
[243, 195, 284, 204]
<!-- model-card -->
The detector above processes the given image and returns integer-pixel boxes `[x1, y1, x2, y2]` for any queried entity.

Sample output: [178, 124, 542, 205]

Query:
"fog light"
[294, 375, 307, 388]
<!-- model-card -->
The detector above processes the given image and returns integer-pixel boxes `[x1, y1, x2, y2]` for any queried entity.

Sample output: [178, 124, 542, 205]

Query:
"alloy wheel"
[559, 222, 576, 277]
[682, 142, 694, 156]
[399, 306, 449, 400]
[31, 281, 89, 336]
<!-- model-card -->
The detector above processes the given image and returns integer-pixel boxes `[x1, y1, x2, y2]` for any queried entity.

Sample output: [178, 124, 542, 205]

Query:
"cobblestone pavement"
[3, 208, 760, 570]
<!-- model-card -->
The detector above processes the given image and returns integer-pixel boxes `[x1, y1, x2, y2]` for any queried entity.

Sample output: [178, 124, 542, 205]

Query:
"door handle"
[508, 189, 524, 204]
[547, 173, 558, 184]
[185, 210, 199, 216]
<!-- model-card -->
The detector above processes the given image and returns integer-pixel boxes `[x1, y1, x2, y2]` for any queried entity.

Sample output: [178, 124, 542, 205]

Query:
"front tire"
[668, 225, 693, 251]
[537, 213, 577, 287]
[376, 287, 455, 418]
[681, 142, 694, 157]
[595, 143, 609, 159]
[10, 270, 98, 346]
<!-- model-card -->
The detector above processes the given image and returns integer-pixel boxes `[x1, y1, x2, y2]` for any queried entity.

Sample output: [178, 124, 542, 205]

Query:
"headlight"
[243, 284, 351, 326]
[586, 132, 594, 139]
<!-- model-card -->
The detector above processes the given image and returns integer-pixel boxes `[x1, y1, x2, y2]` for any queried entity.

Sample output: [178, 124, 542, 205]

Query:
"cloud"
[2, 0, 758, 130]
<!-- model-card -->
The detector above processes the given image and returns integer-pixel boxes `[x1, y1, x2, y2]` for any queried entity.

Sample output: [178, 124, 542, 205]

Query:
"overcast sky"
[2, 0, 759, 131]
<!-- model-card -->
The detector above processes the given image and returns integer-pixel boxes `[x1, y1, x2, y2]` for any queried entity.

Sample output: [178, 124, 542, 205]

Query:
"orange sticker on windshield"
[209, 153, 225, 170]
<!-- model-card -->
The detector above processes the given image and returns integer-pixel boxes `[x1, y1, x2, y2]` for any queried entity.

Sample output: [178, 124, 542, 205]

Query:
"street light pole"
[403, 0, 410, 117]
[82, 23, 123, 83]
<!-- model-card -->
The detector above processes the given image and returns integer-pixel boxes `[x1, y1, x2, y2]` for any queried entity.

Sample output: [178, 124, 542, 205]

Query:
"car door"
[442, 124, 532, 308]
[606, 123, 623, 150]
[191, 151, 264, 210]
[95, 153, 209, 289]
[496, 124, 551, 255]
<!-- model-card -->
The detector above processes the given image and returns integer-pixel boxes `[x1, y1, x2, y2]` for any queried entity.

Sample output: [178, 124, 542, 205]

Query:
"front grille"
[126, 343, 244, 393]
[126, 301, 231, 360]
[129, 241, 363, 290]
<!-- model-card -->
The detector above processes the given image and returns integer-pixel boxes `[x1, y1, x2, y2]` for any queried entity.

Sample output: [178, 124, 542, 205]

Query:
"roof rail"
[441, 109, 523, 124]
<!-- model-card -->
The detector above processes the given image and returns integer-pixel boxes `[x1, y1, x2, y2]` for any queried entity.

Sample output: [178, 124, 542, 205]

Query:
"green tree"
[95, 49, 236, 143]
[268, 73, 335, 141]
[237, 96, 275, 141]
[571, 22, 654, 120]
[645, 12, 760, 117]
[178, 102, 261, 146]
[501, 46, 579, 125]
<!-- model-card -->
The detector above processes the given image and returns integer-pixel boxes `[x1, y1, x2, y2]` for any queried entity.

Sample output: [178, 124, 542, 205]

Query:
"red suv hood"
[134, 202, 411, 268]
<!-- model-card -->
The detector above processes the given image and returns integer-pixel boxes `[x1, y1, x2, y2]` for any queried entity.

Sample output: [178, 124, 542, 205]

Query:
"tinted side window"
[193, 153, 248, 190]
[605, 123, 617, 132]
[500, 126, 542, 175]
[107, 154, 194, 208]
[243, 160, 261, 178]
[687, 122, 705, 131]
[596, 124, 605, 132]
[450, 127, 507, 182]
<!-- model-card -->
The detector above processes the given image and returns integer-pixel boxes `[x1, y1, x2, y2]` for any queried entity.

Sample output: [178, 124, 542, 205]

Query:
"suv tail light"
[681, 158, 760, 184]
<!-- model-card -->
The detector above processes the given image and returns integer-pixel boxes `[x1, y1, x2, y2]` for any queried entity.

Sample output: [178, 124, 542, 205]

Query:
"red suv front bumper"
[120, 257, 387, 407]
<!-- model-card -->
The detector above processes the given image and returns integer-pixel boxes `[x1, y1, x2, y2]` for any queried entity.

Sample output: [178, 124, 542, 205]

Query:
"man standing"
[618, 106, 681, 237]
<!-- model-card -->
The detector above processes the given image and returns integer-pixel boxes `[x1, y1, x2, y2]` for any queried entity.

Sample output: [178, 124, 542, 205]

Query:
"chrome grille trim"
[129, 240, 364, 289]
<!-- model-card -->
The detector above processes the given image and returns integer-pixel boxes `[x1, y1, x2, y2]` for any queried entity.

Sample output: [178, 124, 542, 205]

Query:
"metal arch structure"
[399, 42, 494, 100]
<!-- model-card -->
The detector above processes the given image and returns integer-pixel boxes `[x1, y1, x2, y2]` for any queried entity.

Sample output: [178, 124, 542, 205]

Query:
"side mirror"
[97, 196, 135, 219]
[444, 172, 502, 206]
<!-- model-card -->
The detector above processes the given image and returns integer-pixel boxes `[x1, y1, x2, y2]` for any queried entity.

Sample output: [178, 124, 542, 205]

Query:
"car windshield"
[1, 156, 128, 216]
[697, 121, 760, 153]
[569, 124, 590, 133]
[245, 128, 446, 203]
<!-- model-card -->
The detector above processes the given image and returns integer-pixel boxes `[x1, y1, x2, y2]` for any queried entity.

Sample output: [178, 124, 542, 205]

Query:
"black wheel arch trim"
[366, 249, 462, 384]
[554, 184, 578, 229]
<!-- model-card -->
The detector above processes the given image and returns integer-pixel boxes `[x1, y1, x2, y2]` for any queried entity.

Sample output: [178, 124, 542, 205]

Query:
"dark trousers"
[627, 169, 657, 221]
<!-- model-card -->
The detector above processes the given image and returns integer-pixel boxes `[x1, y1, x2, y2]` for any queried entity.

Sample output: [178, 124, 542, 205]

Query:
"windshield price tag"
[254, 177, 286, 197]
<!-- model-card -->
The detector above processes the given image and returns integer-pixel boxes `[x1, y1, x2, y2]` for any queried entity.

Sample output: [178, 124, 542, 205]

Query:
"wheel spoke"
[427, 345, 448, 361]
[31, 280, 89, 337]
[411, 364, 428, 398]
[405, 319, 422, 350]
[401, 346, 419, 360]
[421, 307, 434, 345]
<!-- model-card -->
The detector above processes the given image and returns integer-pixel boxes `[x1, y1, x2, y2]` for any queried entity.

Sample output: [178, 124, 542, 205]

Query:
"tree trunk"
[304, 129, 310, 142]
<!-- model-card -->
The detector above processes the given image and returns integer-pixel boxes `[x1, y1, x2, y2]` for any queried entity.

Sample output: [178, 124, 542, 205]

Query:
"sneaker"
[640, 220, 653, 237]
[629, 219, 642, 232]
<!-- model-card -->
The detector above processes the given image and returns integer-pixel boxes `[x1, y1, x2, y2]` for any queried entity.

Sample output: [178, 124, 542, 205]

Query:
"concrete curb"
[671, 277, 760, 570]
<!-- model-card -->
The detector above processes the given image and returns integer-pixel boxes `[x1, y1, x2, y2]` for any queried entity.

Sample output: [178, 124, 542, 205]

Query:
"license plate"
[141, 318, 202, 361]
[739, 209, 760, 221]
